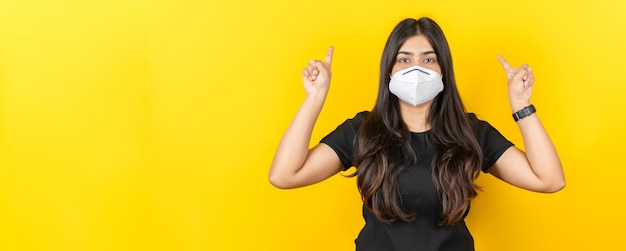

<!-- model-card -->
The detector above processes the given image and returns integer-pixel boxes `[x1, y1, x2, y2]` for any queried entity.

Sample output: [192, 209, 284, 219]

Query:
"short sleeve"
[320, 111, 368, 170]
[469, 113, 515, 172]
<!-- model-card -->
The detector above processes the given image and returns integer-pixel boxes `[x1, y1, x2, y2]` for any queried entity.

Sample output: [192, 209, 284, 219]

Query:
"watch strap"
[512, 104, 536, 122]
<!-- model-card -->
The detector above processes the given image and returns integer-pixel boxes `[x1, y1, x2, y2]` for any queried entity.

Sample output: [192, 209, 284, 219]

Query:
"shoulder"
[466, 112, 487, 130]
[354, 110, 369, 120]
[466, 112, 499, 139]
[342, 110, 369, 128]
[353, 110, 370, 120]
[324, 111, 370, 137]
[466, 112, 513, 147]
[466, 112, 484, 124]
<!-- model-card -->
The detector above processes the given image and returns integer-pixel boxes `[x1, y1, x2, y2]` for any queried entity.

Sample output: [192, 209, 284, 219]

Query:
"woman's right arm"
[269, 46, 344, 189]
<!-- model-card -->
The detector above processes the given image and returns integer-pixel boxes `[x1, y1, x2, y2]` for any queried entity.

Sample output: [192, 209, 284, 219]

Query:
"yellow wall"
[0, 0, 624, 250]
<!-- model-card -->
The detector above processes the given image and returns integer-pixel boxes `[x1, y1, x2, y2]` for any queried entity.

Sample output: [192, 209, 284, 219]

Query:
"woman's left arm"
[487, 55, 565, 193]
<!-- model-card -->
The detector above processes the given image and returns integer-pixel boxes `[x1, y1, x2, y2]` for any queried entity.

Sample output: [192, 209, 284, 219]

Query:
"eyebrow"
[397, 50, 436, 56]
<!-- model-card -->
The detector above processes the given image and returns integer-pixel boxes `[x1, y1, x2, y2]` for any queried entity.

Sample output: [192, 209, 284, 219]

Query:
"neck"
[399, 100, 433, 133]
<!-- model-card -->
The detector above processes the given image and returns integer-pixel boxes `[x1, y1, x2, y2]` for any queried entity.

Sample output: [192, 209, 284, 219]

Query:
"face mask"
[388, 65, 444, 106]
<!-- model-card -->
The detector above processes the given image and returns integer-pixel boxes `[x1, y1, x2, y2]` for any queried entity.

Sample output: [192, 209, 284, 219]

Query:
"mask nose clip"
[402, 67, 430, 76]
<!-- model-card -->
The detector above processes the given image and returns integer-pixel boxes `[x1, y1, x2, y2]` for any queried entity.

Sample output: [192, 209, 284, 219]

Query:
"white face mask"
[388, 65, 444, 106]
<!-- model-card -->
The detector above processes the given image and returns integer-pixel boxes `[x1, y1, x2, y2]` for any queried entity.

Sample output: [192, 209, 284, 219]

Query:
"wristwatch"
[512, 104, 536, 122]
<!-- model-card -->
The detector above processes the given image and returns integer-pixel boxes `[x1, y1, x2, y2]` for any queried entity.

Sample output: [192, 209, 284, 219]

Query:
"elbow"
[268, 173, 295, 189]
[269, 162, 301, 189]
[541, 179, 566, 193]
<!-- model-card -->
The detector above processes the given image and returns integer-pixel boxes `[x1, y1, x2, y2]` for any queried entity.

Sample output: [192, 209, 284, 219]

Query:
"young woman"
[269, 17, 565, 251]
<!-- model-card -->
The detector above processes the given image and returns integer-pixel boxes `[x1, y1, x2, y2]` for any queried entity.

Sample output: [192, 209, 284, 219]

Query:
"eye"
[398, 58, 410, 63]
[424, 58, 436, 63]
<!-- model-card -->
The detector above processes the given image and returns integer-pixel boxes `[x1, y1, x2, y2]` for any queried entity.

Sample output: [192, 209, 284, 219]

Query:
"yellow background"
[0, 0, 624, 250]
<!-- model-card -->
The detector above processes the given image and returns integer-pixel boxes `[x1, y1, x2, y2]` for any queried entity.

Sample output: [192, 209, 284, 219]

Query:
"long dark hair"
[352, 17, 483, 226]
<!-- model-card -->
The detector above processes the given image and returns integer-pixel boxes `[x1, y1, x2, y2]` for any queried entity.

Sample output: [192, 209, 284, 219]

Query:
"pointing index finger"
[325, 46, 334, 66]
[497, 54, 514, 72]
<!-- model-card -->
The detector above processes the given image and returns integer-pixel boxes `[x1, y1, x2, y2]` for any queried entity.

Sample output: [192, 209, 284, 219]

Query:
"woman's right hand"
[302, 46, 334, 96]
[270, 46, 342, 189]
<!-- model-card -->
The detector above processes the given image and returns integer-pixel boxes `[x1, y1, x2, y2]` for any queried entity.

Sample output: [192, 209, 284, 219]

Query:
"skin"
[269, 35, 565, 193]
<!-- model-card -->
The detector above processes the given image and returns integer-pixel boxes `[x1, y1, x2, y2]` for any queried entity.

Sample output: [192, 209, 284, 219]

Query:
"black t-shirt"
[320, 111, 513, 251]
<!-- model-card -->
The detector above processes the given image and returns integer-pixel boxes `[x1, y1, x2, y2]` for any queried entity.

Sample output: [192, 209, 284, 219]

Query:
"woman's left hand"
[497, 55, 534, 112]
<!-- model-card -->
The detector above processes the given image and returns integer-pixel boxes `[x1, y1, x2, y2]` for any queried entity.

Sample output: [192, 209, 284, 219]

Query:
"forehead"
[398, 35, 434, 54]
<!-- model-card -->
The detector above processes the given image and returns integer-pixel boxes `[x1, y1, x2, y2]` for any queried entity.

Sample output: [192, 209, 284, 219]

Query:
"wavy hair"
[352, 17, 483, 226]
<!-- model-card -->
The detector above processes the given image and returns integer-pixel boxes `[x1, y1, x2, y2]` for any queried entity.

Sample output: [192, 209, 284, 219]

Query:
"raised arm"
[269, 46, 344, 189]
[487, 55, 565, 193]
